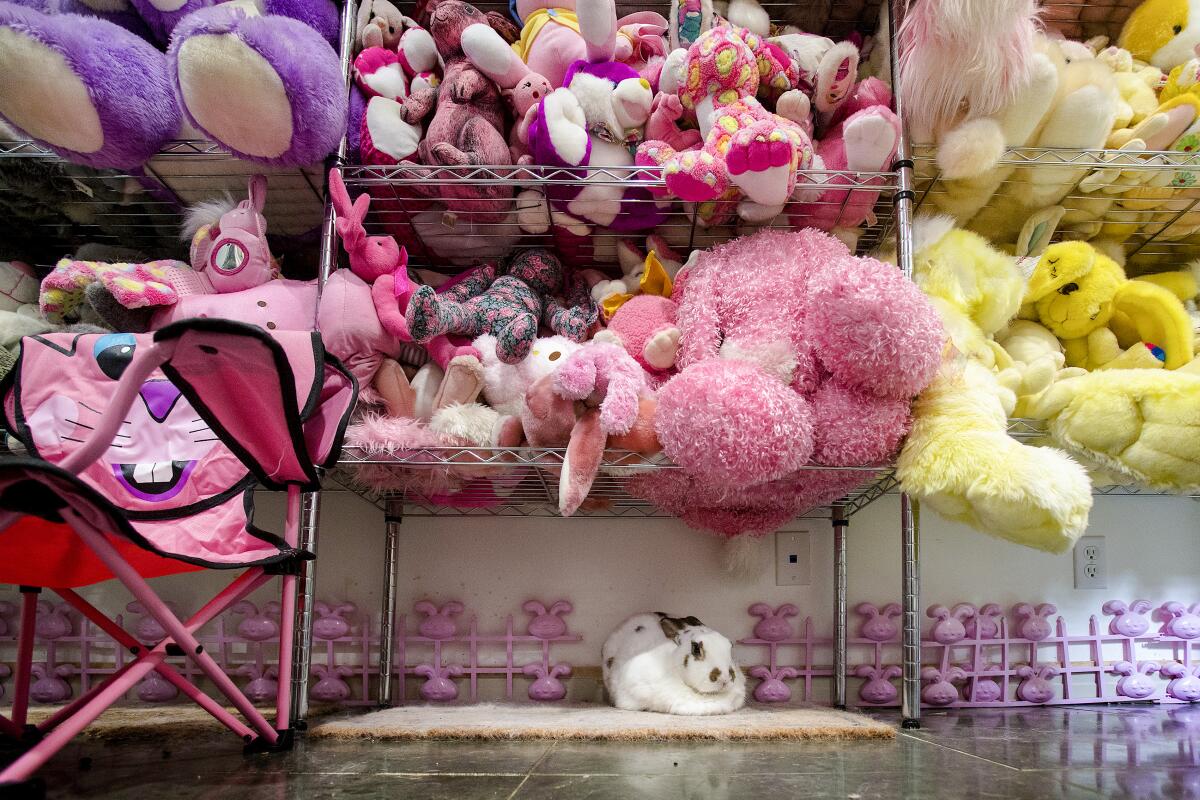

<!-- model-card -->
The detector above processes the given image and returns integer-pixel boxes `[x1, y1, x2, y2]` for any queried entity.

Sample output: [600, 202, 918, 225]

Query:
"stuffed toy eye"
[1174, 25, 1183, 34]
[1058, 282, 1080, 296]
[93, 333, 137, 381]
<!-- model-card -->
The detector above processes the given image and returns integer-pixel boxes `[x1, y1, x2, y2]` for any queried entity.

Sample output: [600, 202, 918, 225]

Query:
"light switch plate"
[776, 530, 811, 586]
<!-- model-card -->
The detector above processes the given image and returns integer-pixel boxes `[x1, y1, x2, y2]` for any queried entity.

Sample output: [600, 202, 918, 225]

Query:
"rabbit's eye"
[729, 668, 735, 679]
[691, 641, 704, 659]
[1058, 282, 1080, 296]
[1175, 24, 1184, 34]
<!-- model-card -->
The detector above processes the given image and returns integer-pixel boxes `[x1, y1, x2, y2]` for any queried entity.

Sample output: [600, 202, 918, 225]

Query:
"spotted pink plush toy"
[647, 228, 943, 537]
[636, 25, 814, 220]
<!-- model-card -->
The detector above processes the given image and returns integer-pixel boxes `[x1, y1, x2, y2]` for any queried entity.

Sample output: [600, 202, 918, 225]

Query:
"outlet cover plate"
[776, 530, 811, 586]
[1073, 535, 1107, 589]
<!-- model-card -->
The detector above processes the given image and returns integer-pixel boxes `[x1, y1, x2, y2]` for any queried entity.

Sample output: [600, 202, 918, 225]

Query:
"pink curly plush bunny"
[643, 228, 943, 537]
[636, 25, 814, 219]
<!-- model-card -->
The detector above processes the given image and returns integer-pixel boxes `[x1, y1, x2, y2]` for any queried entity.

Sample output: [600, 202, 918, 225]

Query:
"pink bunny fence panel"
[738, 599, 1200, 709]
[0, 595, 581, 707]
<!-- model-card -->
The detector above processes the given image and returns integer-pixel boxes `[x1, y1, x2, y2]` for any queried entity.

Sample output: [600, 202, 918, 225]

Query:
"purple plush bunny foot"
[0, 2, 180, 168]
[168, 3, 346, 165]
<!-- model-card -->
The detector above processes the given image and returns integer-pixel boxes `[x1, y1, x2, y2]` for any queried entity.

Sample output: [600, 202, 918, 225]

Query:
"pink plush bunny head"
[679, 26, 760, 111]
[191, 175, 275, 293]
[327, 168, 408, 282]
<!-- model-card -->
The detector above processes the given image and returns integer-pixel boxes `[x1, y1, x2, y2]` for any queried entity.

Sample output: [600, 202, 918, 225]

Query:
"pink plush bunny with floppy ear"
[327, 168, 411, 285]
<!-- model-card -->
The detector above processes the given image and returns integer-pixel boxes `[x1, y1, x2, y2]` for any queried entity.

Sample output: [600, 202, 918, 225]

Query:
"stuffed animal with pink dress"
[636, 25, 816, 222]
[645, 228, 944, 537]
[405, 249, 597, 365]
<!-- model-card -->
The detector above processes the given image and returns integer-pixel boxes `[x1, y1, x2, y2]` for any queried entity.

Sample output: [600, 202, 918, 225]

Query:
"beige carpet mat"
[309, 703, 894, 741]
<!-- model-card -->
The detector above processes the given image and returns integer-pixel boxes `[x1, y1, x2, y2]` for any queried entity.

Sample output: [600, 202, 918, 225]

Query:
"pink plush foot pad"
[726, 123, 793, 177]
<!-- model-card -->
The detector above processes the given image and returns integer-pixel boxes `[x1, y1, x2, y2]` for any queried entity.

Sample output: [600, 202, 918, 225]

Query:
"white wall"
[7, 491, 1198, 670]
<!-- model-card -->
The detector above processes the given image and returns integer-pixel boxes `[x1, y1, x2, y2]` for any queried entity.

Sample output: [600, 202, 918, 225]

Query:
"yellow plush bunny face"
[1120, 0, 1200, 71]
[1025, 242, 1125, 340]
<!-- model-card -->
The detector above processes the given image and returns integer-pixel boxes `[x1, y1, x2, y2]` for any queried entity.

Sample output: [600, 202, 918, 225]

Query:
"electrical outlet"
[1073, 535, 1107, 589]
[775, 530, 811, 586]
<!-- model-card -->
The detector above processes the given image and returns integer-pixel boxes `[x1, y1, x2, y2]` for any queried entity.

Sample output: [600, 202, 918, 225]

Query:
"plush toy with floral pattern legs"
[406, 249, 598, 365]
[636, 25, 814, 220]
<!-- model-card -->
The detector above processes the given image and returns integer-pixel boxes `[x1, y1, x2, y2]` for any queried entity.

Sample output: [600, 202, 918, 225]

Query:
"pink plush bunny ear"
[351, 191, 371, 224]
[327, 168, 353, 217]
[247, 174, 268, 213]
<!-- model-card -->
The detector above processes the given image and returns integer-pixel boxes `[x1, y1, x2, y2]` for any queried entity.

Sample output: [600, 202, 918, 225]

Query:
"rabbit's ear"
[854, 602, 879, 617]
[247, 174, 268, 212]
[852, 665, 875, 678]
[926, 605, 950, 621]
[1038, 666, 1058, 679]
[327, 168, 352, 215]
[1036, 604, 1057, 618]
[951, 604, 977, 621]
[776, 604, 799, 618]
[1013, 603, 1035, 619]
[883, 666, 903, 680]
[126, 601, 146, 614]
[1112, 660, 1133, 675]
[1129, 599, 1152, 614]
[549, 601, 573, 616]
[414, 600, 438, 617]
[1102, 600, 1128, 615]
[316, 602, 332, 616]
[232, 600, 257, 615]
[946, 666, 967, 681]
[523, 600, 548, 616]
[882, 603, 902, 618]
[442, 601, 465, 617]
[55, 664, 75, 677]
[1138, 661, 1160, 675]
[311, 664, 330, 678]
[979, 604, 1001, 616]
[920, 667, 941, 681]
[447, 664, 464, 676]
[335, 603, 357, 616]
[551, 664, 572, 678]
[351, 191, 371, 223]
[1015, 665, 1034, 678]
[778, 667, 799, 679]
[264, 601, 282, 616]
[36, 601, 51, 615]
[413, 664, 434, 677]
[749, 665, 771, 679]
[1161, 662, 1186, 678]
[336, 665, 355, 677]
[750, 602, 773, 618]
[522, 663, 545, 677]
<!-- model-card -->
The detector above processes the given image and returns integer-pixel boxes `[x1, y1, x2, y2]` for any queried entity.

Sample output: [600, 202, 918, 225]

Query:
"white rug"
[309, 703, 894, 741]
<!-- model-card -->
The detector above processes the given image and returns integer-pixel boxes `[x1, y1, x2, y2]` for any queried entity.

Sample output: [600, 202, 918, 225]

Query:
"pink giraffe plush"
[636, 25, 815, 221]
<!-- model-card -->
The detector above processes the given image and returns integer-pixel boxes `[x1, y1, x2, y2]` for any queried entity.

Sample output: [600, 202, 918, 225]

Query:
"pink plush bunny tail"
[898, 0, 1040, 136]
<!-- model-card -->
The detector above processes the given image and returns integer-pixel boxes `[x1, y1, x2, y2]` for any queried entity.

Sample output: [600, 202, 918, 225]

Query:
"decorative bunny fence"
[0, 596, 579, 707]
[739, 600, 1200, 709]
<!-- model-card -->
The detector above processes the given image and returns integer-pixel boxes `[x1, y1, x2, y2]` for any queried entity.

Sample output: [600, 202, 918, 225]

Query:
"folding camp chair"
[0, 319, 357, 795]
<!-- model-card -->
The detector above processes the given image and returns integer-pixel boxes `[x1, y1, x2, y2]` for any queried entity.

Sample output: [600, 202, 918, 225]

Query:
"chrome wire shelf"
[336, 162, 898, 271]
[0, 139, 326, 270]
[325, 420, 1197, 518]
[912, 146, 1200, 273]
[325, 444, 898, 520]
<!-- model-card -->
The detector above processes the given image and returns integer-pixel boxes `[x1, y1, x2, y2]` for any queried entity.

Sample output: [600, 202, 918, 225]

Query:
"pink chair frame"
[0, 337, 307, 787]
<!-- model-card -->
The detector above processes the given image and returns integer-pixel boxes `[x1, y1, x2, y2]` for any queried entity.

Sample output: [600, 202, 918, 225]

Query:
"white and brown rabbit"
[602, 612, 746, 715]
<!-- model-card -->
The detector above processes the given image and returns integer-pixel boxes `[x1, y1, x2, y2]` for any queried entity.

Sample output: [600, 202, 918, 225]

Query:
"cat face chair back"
[190, 175, 275, 294]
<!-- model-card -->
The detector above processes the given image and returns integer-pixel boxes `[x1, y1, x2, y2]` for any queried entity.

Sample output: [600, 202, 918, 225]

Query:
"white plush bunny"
[602, 612, 746, 715]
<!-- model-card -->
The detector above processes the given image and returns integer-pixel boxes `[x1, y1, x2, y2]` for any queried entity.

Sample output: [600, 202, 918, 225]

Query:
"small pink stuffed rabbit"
[189, 174, 277, 293]
[328, 168, 410, 285]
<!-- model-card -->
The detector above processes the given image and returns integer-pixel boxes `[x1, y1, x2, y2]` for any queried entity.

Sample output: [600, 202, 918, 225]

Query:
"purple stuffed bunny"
[406, 249, 597, 364]
[398, 0, 513, 221]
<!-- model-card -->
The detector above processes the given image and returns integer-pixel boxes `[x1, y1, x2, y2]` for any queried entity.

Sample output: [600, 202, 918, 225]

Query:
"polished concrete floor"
[7, 704, 1199, 799]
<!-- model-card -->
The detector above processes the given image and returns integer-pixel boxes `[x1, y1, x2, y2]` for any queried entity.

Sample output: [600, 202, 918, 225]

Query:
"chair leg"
[11, 588, 39, 729]
[275, 486, 301, 731]
[62, 512, 282, 746]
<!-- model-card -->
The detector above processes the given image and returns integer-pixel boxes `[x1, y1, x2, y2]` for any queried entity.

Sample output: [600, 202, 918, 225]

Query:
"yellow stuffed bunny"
[1021, 241, 1196, 370]
[894, 217, 1093, 554]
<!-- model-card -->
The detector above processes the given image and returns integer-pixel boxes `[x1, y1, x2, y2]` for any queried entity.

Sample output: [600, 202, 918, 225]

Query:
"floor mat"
[309, 702, 895, 741]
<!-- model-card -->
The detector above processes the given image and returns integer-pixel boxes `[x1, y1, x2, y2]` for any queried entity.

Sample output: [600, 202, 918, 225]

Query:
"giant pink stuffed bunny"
[643, 228, 944, 537]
